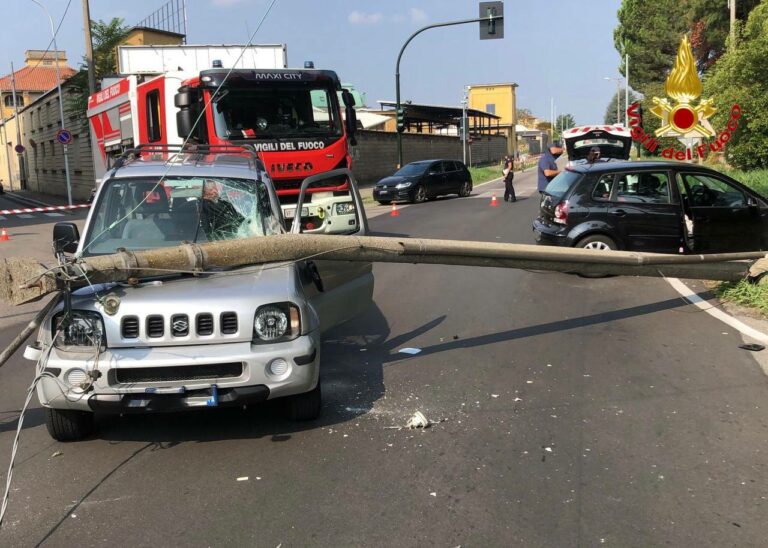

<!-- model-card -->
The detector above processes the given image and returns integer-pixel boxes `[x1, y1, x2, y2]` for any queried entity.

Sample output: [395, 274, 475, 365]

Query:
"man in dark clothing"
[537, 141, 564, 194]
[502, 156, 516, 202]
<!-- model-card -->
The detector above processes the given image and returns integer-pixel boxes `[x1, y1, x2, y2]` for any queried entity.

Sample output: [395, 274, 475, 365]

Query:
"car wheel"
[377, 200, 392, 206]
[412, 185, 427, 204]
[458, 181, 472, 197]
[45, 407, 95, 442]
[577, 234, 616, 251]
[575, 235, 617, 278]
[285, 382, 322, 421]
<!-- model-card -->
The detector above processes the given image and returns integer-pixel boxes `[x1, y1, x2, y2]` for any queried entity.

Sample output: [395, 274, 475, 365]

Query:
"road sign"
[479, 2, 504, 40]
[14, 144, 24, 154]
[56, 129, 73, 145]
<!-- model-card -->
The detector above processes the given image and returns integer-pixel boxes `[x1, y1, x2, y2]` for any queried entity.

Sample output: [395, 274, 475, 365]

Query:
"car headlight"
[395, 182, 413, 189]
[52, 310, 106, 350]
[253, 303, 300, 343]
[334, 201, 356, 215]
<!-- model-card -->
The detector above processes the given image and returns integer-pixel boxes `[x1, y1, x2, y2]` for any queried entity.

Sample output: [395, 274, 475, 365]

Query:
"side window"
[615, 172, 671, 204]
[429, 162, 443, 175]
[442, 161, 456, 173]
[592, 174, 615, 201]
[682, 173, 747, 207]
[146, 90, 162, 143]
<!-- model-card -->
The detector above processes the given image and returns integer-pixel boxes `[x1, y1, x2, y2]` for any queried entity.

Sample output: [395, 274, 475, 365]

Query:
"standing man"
[537, 141, 564, 194]
[502, 156, 516, 202]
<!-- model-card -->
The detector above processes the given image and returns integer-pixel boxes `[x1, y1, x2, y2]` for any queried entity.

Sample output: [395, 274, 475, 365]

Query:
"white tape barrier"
[0, 204, 90, 216]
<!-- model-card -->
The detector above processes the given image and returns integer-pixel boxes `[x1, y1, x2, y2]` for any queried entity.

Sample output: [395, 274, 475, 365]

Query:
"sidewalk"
[3, 189, 74, 208]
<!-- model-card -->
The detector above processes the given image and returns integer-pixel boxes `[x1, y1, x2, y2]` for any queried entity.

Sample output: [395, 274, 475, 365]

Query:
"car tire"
[575, 234, 617, 278]
[412, 185, 427, 204]
[285, 382, 322, 421]
[576, 234, 617, 251]
[377, 200, 392, 206]
[45, 407, 95, 442]
[458, 181, 472, 197]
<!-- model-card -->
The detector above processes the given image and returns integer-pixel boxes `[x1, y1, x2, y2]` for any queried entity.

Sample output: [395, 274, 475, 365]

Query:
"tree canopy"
[603, 88, 640, 125]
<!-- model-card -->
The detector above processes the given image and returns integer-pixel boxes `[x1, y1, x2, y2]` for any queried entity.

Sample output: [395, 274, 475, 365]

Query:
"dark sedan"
[533, 160, 768, 254]
[372, 159, 472, 205]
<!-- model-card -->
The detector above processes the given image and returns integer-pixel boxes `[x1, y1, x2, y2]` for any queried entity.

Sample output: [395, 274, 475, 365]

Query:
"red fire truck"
[87, 45, 358, 221]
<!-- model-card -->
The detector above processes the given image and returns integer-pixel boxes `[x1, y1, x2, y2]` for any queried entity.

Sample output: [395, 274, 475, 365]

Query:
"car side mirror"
[53, 222, 80, 254]
[292, 169, 367, 236]
[341, 89, 358, 147]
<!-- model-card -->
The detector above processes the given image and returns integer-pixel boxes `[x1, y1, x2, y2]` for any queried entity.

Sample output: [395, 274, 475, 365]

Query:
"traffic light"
[396, 108, 405, 133]
[479, 2, 504, 40]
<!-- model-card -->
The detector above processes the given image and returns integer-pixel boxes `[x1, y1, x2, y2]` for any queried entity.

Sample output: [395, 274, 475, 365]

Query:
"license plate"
[284, 207, 309, 219]
[379, 190, 389, 195]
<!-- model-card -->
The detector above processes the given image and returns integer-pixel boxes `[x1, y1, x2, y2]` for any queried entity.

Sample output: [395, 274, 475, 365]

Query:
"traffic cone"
[0, 228, 8, 242]
[390, 202, 400, 217]
[490, 193, 499, 207]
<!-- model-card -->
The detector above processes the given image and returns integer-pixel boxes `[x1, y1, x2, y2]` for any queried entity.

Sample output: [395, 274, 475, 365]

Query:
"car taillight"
[554, 200, 569, 225]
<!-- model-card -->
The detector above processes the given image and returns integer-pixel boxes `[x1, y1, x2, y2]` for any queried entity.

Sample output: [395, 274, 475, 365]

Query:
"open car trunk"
[564, 125, 632, 161]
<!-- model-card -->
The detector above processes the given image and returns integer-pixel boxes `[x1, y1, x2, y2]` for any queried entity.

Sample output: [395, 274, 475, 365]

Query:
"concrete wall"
[0, 80, 95, 201]
[351, 130, 506, 183]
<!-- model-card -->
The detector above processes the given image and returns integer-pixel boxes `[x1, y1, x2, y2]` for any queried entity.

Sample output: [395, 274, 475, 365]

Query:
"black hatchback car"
[533, 161, 768, 254]
[372, 159, 472, 205]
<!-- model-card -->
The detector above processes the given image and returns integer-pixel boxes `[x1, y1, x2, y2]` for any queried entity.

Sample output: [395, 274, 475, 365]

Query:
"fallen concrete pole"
[1, 234, 764, 306]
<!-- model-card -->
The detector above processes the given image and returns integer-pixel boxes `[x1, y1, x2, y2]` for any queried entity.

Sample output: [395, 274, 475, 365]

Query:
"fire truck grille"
[114, 362, 244, 384]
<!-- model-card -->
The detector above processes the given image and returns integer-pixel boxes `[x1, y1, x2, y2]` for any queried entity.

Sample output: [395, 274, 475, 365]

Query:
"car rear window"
[545, 170, 582, 199]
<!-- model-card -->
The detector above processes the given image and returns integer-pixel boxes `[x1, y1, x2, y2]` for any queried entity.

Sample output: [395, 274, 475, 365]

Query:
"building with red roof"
[0, 50, 75, 120]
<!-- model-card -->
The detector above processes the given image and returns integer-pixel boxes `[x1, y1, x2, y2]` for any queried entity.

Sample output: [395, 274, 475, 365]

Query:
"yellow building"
[468, 82, 518, 155]
[0, 51, 75, 120]
[121, 27, 185, 47]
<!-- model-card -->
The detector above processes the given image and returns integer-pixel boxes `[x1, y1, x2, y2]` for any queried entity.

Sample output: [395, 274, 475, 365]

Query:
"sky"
[0, 0, 625, 125]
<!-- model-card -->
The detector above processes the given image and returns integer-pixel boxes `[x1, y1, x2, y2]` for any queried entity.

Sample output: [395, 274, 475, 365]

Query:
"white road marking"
[44, 212, 65, 217]
[665, 277, 768, 344]
[17, 214, 33, 219]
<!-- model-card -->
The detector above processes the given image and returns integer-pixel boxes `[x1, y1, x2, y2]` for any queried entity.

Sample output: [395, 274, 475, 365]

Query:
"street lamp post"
[31, 0, 73, 206]
[624, 54, 630, 127]
[604, 76, 622, 125]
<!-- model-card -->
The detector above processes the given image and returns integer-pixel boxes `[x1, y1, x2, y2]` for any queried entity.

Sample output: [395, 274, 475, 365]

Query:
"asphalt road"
[1, 173, 767, 547]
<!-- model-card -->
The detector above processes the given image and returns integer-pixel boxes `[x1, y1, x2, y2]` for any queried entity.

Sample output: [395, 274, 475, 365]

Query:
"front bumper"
[532, 217, 570, 247]
[34, 333, 320, 413]
[372, 187, 411, 202]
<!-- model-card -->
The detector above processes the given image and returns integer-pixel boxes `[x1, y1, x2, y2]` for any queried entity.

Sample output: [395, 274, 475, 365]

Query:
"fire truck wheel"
[285, 382, 322, 421]
[45, 407, 95, 441]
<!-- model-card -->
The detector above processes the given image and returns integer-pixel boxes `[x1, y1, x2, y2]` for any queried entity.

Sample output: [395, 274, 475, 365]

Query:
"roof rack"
[113, 144, 262, 171]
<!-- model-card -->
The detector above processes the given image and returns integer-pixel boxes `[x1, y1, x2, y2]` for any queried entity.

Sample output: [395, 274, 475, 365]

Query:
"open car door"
[292, 169, 374, 332]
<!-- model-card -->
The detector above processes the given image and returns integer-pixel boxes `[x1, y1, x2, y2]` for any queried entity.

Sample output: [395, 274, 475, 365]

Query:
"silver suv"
[28, 146, 373, 441]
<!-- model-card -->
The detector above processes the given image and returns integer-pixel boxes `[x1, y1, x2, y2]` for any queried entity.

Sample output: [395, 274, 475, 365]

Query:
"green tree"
[67, 18, 130, 115]
[703, 1, 768, 169]
[603, 88, 640, 125]
[554, 113, 576, 139]
[689, 0, 761, 70]
[614, 0, 689, 93]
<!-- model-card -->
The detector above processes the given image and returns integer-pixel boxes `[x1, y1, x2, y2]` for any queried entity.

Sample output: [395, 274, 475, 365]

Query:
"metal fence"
[136, 0, 188, 42]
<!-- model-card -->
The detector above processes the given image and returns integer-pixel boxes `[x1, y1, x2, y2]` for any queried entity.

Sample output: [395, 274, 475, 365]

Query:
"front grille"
[114, 362, 244, 384]
[171, 314, 189, 337]
[121, 316, 139, 338]
[196, 313, 214, 336]
[146, 315, 164, 338]
[220, 312, 238, 334]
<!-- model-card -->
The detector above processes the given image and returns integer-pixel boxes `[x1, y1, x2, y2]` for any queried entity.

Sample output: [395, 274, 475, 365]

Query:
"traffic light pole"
[395, 13, 503, 168]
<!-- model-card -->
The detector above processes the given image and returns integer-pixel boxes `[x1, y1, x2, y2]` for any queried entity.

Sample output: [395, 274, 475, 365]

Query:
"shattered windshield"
[82, 176, 280, 256]
[212, 85, 342, 139]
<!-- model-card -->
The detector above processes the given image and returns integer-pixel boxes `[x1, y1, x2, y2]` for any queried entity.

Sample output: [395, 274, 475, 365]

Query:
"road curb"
[3, 192, 54, 209]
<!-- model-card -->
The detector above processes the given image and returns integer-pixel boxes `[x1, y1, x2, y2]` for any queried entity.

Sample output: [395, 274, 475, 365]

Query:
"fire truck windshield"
[212, 86, 342, 140]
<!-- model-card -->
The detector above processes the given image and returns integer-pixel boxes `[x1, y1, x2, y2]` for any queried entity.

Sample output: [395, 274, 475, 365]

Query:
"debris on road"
[398, 347, 422, 355]
[739, 343, 765, 352]
[429, 492, 437, 497]
[237, 476, 249, 482]
[406, 411, 430, 429]
[50, 451, 63, 458]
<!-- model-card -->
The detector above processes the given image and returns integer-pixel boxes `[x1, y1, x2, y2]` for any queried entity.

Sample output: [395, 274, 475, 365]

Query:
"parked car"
[372, 159, 472, 205]
[533, 160, 768, 254]
[27, 146, 373, 441]
[563, 125, 633, 168]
